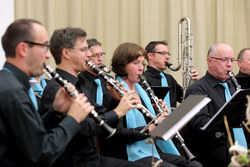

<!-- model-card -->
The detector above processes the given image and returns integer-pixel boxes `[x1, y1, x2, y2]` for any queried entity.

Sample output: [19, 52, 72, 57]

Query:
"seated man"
[41, 26, 151, 167]
[0, 18, 92, 166]
[236, 48, 250, 77]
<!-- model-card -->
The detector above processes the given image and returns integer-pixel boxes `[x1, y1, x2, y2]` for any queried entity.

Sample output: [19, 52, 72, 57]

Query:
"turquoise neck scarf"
[117, 76, 180, 162]
[30, 76, 47, 96]
[219, 82, 247, 149]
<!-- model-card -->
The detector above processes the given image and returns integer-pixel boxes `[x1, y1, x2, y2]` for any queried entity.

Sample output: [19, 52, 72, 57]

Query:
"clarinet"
[140, 75, 196, 162]
[139, 75, 165, 114]
[86, 61, 159, 126]
[228, 71, 241, 90]
[43, 64, 116, 138]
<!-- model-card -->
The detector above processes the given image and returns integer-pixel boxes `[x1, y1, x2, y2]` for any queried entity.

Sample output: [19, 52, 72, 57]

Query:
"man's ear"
[147, 52, 154, 60]
[237, 59, 242, 68]
[16, 42, 29, 58]
[207, 57, 212, 67]
[62, 48, 70, 59]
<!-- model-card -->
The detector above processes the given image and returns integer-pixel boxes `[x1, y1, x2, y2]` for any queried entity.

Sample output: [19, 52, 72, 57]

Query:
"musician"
[185, 43, 247, 167]
[144, 41, 199, 108]
[78, 38, 116, 109]
[41, 27, 151, 167]
[0, 19, 92, 166]
[110, 42, 203, 167]
[236, 48, 250, 76]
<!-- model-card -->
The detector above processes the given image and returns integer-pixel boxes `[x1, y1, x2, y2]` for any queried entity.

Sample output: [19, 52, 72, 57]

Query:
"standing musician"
[0, 18, 92, 166]
[41, 27, 152, 167]
[109, 42, 203, 167]
[185, 43, 248, 167]
[144, 41, 199, 109]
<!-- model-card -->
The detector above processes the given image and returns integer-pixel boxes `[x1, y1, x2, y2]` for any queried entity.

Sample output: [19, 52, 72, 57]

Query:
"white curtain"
[15, 0, 250, 83]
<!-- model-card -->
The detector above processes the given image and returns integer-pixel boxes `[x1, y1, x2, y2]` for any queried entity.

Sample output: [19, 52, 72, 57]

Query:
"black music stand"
[235, 76, 250, 89]
[150, 95, 211, 141]
[201, 89, 250, 131]
[150, 86, 170, 100]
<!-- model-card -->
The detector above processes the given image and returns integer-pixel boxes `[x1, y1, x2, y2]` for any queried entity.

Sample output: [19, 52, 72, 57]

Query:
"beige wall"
[0, 0, 14, 69]
[15, 0, 250, 85]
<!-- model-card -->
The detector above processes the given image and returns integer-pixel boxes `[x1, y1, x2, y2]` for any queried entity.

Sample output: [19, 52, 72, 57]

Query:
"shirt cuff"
[59, 116, 81, 136]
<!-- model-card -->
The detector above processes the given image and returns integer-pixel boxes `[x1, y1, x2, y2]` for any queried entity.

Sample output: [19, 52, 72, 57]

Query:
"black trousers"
[135, 153, 203, 167]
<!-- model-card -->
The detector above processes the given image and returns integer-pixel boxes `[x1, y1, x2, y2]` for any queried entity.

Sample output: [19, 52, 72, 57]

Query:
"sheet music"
[150, 95, 211, 141]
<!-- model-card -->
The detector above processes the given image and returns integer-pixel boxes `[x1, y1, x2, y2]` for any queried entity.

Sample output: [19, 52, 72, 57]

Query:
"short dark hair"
[87, 38, 102, 49]
[111, 42, 146, 78]
[50, 27, 87, 64]
[2, 18, 42, 58]
[237, 48, 250, 60]
[145, 41, 168, 53]
[145, 40, 168, 60]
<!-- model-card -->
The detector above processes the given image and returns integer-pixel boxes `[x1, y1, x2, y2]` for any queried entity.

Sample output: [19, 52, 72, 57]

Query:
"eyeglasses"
[210, 57, 236, 63]
[23, 41, 50, 52]
[151, 51, 171, 56]
[91, 52, 106, 58]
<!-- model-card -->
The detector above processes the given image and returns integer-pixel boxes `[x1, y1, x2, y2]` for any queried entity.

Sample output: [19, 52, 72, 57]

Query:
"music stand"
[201, 89, 250, 131]
[150, 86, 170, 100]
[150, 95, 211, 141]
[235, 76, 250, 89]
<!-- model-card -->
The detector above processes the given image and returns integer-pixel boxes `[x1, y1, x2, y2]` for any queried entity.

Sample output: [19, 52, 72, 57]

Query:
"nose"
[138, 63, 144, 71]
[226, 60, 234, 66]
[86, 50, 92, 57]
[45, 50, 51, 59]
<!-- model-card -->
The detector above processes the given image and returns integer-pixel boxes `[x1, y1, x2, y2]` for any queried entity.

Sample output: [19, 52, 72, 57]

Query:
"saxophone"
[166, 17, 194, 97]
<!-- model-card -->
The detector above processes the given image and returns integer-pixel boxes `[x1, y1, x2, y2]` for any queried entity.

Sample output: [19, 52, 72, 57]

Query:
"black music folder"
[150, 95, 211, 141]
[150, 86, 170, 100]
[235, 76, 250, 89]
[201, 89, 250, 131]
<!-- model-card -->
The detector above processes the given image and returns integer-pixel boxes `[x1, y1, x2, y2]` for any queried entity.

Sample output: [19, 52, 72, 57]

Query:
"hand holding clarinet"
[43, 64, 117, 138]
[52, 85, 93, 123]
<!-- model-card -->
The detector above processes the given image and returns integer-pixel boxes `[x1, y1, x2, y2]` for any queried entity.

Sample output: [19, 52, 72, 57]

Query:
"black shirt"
[0, 62, 80, 167]
[41, 68, 119, 166]
[184, 71, 236, 167]
[144, 65, 183, 107]
[78, 71, 116, 110]
[236, 71, 250, 77]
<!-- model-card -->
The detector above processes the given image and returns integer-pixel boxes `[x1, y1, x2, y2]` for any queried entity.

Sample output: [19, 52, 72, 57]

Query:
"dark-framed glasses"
[151, 51, 171, 56]
[23, 41, 50, 52]
[91, 52, 106, 58]
[210, 57, 236, 63]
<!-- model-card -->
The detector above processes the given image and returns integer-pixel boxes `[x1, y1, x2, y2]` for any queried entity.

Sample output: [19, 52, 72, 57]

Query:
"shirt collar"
[4, 62, 30, 90]
[55, 68, 79, 86]
[146, 65, 161, 75]
[238, 71, 250, 77]
[206, 71, 232, 88]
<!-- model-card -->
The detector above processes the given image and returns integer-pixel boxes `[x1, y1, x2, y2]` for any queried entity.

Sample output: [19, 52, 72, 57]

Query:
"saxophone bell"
[167, 17, 194, 97]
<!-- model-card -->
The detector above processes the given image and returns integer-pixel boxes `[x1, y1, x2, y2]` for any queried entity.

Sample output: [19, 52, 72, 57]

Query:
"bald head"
[207, 43, 234, 58]
[237, 48, 250, 75]
[207, 43, 234, 82]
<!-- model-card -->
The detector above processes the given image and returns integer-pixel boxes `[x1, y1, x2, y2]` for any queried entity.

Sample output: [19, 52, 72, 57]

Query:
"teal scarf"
[116, 76, 180, 162]
[30, 76, 47, 96]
